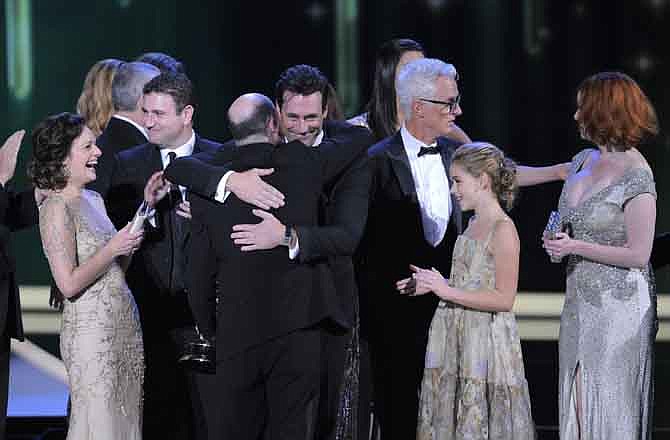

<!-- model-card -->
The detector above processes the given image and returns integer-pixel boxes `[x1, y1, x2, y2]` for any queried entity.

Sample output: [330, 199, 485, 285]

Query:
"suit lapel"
[438, 137, 463, 234]
[192, 135, 206, 155]
[385, 132, 418, 201]
[144, 144, 164, 175]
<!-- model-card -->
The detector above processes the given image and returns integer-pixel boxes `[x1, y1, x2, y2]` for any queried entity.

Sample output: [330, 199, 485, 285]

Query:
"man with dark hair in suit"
[88, 61, 160, 196]
[210, 64, 374, 439]
[275, 64, 331, 147]
[165, 92, 371, 439]
[358, 58, 465, 439]
[0, 130, 40, 440]
[93, 71, 220, 440]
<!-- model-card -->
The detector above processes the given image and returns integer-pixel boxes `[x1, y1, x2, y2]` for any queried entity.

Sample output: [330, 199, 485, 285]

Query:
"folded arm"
[295, 156, 371, 262]
[165, 155, 285, 210]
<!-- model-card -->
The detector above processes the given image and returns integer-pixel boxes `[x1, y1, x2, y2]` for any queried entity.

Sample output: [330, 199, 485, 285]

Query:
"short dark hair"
[28, 112, 86, 190]
[135, 52, 186, 75]
[275, 64, 329, 111]
[228, 98, 276, 141]
[143, 72, 193, 113]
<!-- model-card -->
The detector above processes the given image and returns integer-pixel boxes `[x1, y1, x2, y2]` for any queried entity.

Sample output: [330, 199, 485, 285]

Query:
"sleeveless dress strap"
[482, 217, 511, 249]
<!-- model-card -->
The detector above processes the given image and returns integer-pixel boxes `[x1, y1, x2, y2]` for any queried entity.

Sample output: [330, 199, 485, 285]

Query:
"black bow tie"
[417, 145, 442, 157]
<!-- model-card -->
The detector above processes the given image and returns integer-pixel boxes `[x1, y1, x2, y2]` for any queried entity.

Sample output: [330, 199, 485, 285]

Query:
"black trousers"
[358, 337, 372, 440]
[217, 328, 321, 440]
[369, 294, 437, 440]
[142, 325, 212, 440]
[0, 334, 9, 440]
[316, 324, 350, 440]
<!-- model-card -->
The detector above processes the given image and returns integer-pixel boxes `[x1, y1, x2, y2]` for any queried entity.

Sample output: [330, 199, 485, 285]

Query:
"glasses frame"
[418, 95, 461, 114]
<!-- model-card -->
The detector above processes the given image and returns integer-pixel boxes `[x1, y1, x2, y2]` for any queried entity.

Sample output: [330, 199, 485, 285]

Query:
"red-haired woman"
[543, 72, 659, 439]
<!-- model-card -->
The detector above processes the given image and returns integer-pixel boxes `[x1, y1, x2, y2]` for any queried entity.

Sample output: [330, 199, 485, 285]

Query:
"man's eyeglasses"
[418, 95, 461, 114]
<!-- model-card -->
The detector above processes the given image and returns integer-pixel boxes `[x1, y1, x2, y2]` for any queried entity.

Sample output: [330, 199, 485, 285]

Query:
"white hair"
[396, 58, 458, 122]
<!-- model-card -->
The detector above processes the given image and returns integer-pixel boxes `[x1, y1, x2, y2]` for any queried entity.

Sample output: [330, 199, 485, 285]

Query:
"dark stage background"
[2, 1, 670, 437]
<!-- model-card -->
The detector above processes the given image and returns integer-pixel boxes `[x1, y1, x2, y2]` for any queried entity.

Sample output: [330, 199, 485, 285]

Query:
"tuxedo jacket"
[89, 116, 147, 197]
[293, 120, 373, 330]
[96, 136, 221, 334]
[357, 131, 464, 335]
[0, 186, 38, 340]
[165, 127, 371, 359]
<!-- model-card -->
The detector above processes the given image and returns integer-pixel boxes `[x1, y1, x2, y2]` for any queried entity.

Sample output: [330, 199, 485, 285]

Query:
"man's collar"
[401, 125, 437, 157]
[312, 129, 325, 147]
[282, 129, 325, 147]
[160, 130, 196, 160]
[112, 114, 148, 139]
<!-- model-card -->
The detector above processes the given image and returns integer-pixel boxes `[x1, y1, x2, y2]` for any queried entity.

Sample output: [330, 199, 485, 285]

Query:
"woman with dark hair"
[349, 38, 470, 143]
[29, 112, 157, 440]
[543, 72, 659, 439]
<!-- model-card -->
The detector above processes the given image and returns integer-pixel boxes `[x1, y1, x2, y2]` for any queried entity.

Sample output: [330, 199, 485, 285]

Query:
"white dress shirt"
[147, 130, 195, 227]
[215, 129, 325, 203]
[214, 130, 326, 259]
[160, 130, 196, 200]
[400, 125, 451, 247]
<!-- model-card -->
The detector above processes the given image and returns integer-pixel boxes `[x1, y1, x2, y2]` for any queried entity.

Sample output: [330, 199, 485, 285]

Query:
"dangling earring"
[62, 163, 71, 180]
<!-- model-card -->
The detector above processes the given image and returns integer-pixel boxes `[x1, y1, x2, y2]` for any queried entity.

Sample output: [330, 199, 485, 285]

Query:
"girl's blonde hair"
[452, 142, 518, 211]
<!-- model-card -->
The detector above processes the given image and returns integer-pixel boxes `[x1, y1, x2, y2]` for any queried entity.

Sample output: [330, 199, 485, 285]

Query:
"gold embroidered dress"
[417, 219, 534, 440]
[40, 191, 144, 440]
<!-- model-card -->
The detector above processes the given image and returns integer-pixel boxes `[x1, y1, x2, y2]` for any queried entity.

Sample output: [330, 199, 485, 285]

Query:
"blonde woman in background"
[76, 59, 124, 136]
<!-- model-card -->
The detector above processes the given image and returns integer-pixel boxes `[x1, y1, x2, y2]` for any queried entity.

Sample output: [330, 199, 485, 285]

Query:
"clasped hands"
[541, 231, 574, 260]
[396, 265, 450, 299]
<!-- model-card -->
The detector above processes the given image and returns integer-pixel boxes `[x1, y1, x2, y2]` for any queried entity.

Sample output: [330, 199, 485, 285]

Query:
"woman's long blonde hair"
[76, 59, 124, 136]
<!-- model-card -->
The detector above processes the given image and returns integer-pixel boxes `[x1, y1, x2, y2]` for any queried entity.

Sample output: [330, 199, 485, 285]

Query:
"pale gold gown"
[417, 219, 534, 440]
[39, 191, 144, 440]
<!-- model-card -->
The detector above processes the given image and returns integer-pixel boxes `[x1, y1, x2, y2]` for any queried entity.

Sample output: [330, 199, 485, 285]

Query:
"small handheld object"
[543, 210, 563, 263]
[129, 201, 150, 234]
[562, 221, 573, 238]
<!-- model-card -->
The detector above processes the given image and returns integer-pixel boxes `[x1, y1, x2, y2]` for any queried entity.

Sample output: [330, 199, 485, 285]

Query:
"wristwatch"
[281, 224, 293, 247]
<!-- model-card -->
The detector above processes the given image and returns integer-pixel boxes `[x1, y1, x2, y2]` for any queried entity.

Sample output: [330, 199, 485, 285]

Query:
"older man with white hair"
[357, 58, 465, 439]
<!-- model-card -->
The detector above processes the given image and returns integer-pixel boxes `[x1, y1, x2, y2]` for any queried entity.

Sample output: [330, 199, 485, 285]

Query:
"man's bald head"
[227, 93, 278, 145]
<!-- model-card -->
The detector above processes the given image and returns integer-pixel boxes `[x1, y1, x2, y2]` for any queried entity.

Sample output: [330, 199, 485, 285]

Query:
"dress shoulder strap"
[483, 216, 512, 249]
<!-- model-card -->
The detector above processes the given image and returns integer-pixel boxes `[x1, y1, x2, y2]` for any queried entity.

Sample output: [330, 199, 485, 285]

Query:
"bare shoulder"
[490, 218, 520, 255]
[38, 193, 75, 238]
[39, 192, 67, 214]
